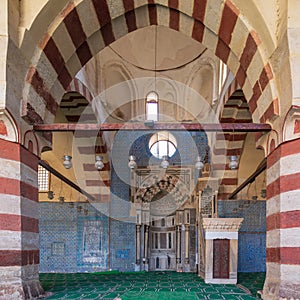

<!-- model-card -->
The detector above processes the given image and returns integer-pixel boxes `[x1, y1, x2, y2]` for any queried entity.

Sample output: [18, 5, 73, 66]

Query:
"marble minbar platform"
[202, 218, 243, 284]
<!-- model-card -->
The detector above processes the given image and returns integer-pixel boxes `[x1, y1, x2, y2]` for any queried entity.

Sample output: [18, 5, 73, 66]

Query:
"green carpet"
[40, 271, 264, 299]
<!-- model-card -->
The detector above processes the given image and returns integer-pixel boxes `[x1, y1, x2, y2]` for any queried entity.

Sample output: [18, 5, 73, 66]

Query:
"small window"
[161, 218, 165, 227]
[38, 165, 50, 192]
[149, 131, 177, 159]
[186, 212, 190, 224]
[146, 91, 158, 121]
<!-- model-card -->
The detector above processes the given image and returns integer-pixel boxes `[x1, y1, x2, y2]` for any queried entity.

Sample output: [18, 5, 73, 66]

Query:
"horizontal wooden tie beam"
[33, 122, 272, 132]
[228, 158, 267, 199]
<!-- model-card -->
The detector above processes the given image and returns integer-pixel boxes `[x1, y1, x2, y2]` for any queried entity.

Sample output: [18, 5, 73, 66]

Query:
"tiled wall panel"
[39, 202, 109, 273]
[218, 200, 266, 272]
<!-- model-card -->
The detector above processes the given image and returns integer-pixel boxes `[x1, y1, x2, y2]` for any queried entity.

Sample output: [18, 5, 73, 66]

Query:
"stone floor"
[40, 271, 266, 299]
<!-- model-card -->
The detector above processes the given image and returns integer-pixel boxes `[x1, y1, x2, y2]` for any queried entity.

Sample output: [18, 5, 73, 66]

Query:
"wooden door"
[213, 239, 230, 278]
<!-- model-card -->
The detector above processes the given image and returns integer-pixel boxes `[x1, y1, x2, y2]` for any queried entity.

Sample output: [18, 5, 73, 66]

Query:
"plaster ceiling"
[109, 25, 206, 71]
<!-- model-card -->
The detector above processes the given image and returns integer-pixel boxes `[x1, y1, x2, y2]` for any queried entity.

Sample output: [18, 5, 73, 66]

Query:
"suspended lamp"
[229, 155, 238, 170]
[160, 155, 169, 169]
[128, 155, 137, 170]
[195, 156, 204, 170]
[47, 191, 54, 200]
[95, 155, 104, 170]
[229, 130, 238, 170]
[63, 155, 72, 169]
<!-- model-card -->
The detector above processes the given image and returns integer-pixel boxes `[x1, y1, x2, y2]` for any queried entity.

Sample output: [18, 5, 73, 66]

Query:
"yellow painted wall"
[39, 110, 83, 203]
[237, 133, 266, 200]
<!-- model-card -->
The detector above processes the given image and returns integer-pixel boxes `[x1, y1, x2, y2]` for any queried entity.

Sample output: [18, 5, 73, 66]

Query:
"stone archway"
[5, 1, 295, 299]
[21, 0, 278, 127]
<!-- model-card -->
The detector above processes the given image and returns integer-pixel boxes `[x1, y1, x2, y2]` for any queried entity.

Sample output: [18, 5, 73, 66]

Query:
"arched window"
[146, 91, 158, 121]
[149, 131, 177, 159]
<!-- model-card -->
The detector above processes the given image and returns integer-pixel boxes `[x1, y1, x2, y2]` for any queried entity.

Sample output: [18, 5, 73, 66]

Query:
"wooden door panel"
[213, 239, 230, 278]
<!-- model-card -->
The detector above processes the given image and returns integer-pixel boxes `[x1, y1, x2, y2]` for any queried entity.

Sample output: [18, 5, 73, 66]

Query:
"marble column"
[185, 224, 190, 264]
[135, 225, 141, 265]
[176, 225, 181, 265]
[143, 225, 149, 270]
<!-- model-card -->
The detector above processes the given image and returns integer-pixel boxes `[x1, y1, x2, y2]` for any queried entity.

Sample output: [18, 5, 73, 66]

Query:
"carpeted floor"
[40, 271, 265, 299]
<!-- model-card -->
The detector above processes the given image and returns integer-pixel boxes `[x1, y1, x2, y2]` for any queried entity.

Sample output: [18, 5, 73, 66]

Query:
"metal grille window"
[38, 165, 50, 191]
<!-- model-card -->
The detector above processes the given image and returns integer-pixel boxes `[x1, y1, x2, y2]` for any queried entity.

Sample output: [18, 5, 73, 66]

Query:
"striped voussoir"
[67, 78, 93, 103]
[76, 138, 111, 203]
[263, 138, 300, 297]
[66, 78, 111, 203]
[0, 139, 44, 298]
[23, 0, 278, 127]
[214, 86, 252, 199]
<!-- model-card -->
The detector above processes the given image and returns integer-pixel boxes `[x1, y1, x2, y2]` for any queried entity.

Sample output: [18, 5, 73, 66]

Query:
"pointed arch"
[21, 0, 278, 126]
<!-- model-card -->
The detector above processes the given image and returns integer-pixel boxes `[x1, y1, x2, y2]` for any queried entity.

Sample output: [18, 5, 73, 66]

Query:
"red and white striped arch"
[65, 79, 111, 202]
[214, 86, 252, 199]
[67, 78, 93, 103]
[22, 0, 278, 127]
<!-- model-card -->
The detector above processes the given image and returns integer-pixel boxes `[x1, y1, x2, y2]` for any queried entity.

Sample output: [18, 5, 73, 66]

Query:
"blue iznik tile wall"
[109, 219, 136, 271]
[218, 200, 266, 272]
[39, 202, 109, 273]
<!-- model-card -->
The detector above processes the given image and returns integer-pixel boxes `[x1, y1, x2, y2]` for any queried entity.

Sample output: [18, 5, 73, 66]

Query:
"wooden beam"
[39, 160, 96, 202]
[228, 158, 267, 199]
[33, 122, 272, 132]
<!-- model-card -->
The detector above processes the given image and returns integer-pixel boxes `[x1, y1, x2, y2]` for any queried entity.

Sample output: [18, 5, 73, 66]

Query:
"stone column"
[143, 225, 149, 270]
[135, 225, 141, 265]
[176, 225, 181, 265]
[262, 139, 300, 299]
[0, 139, 44, 299]
[185, 224, 189, 264]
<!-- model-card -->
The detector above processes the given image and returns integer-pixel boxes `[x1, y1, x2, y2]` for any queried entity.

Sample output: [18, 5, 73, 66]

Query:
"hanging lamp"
[128, 155, 137, 170]
[95, 155, 104, 170]
[229, 155, 238, 170]
[63, 155, 72, 169]
[195, 156, 204, 170]
[160, 155, 169, 169]
[229, 130, 238, 170]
